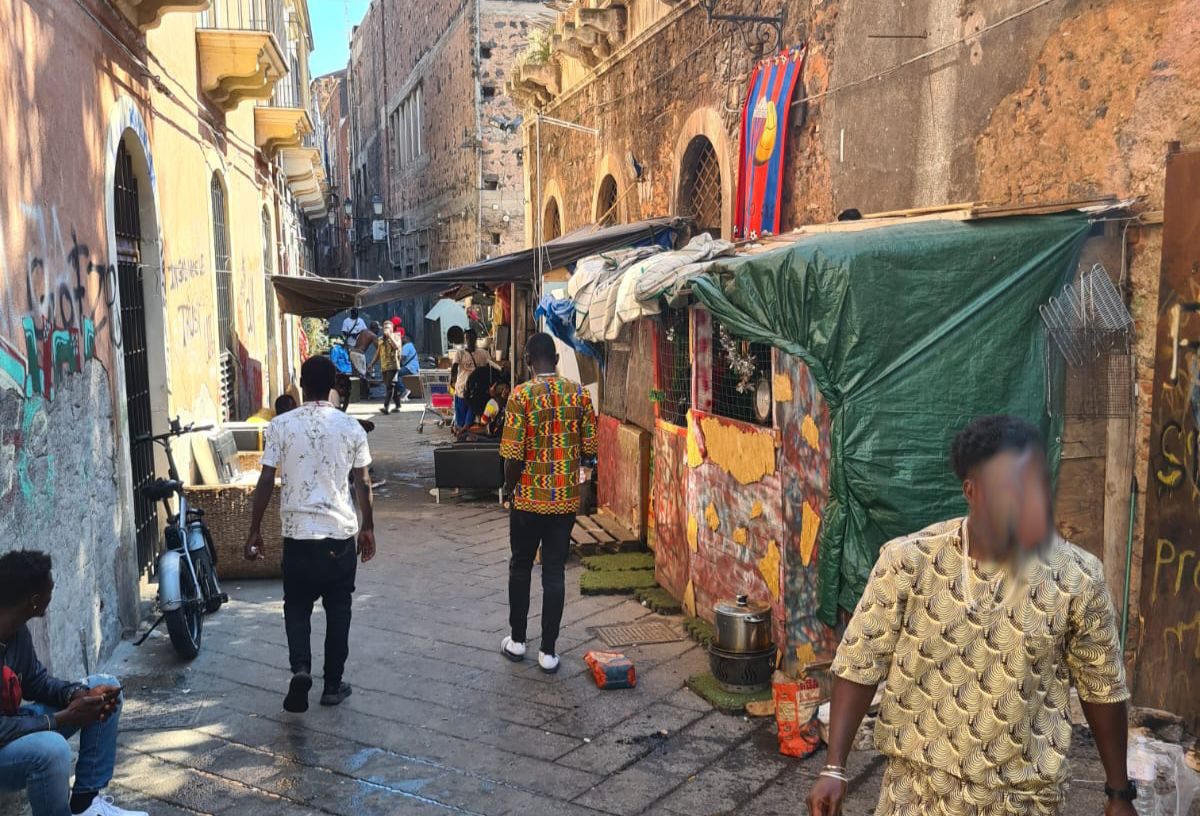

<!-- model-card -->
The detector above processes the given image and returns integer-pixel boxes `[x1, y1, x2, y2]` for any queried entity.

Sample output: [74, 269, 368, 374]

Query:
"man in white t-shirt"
[244, 355, 375, 713]
[340, 308, 367, 344]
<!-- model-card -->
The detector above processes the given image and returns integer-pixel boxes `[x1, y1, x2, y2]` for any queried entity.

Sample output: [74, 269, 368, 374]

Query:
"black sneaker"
[283, 672, 313, 713]
[320, 682, 352, 706]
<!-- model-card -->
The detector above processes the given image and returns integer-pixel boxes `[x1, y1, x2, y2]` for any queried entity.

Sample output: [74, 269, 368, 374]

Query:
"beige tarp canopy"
[270, 275, 372, 318]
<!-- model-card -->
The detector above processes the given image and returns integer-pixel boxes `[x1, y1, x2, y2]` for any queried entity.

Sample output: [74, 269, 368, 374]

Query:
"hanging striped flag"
[734, 46, 807, 240]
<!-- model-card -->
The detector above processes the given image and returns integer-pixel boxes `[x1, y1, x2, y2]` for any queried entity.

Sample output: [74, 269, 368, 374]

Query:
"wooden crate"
[184, 484, 282, 580]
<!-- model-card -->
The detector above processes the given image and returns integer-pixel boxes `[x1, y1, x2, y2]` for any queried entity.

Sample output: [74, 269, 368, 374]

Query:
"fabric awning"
[356, 216, 689, 307]
[271, 275, 372, 318]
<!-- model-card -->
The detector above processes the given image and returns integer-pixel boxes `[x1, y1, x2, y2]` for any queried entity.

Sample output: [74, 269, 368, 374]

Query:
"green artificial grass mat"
[683, 616, 715, 647]
[581, 552, 656, 572]
[686, 672, 772, 714]
[635, 586, 682, 615]
[580, 569, 659, 595]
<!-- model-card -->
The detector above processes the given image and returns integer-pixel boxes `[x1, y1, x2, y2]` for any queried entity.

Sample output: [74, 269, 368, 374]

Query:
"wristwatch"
[1104, 781, 1137, 801]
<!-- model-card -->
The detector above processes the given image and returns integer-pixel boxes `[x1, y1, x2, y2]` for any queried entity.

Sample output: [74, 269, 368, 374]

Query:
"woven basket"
[184, 484, 283, 580]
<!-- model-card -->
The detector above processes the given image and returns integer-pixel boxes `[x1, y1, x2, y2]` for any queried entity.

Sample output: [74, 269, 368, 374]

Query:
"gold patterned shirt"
[500, 374, 597, 514]
[832, 518, 1128, 810]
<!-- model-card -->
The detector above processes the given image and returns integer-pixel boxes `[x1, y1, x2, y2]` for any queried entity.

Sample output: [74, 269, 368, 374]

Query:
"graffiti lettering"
[1150, 538, 1200, 601]
[1163, 611, 1200, 660]
[19, 205, 121, 350]
[167, 257, 206, 291]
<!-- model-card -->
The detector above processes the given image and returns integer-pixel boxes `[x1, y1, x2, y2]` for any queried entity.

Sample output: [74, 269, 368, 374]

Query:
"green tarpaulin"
[691, 213, 1091, 625]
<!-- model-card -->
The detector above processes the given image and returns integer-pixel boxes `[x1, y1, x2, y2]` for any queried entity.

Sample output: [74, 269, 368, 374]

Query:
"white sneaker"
[501, 636, 526, 661]
[538, 652, 560, 674]
[79, 794, 149, 816]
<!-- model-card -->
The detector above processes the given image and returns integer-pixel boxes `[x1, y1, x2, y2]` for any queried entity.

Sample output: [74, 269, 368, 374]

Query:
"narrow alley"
[88, 407, 1112, 816]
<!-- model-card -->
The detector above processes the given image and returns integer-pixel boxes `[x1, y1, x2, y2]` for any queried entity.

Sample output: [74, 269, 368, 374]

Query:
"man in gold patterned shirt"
[809, 415, 1135, 816]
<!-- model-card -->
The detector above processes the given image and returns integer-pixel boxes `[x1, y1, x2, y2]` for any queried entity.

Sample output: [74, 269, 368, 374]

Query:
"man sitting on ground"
[0, 550, 146, 816]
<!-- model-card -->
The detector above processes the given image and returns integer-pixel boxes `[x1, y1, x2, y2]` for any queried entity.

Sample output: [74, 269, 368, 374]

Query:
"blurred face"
[963, 447, 1051, 562]
[28, 579, 53, 618]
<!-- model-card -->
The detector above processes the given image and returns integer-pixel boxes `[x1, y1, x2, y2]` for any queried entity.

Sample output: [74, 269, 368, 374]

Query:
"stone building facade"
[0, 0, 324, 674]
[313, 70, 353, 278]
[348, 0, 546, 351]
[511, 0, 1200, 710]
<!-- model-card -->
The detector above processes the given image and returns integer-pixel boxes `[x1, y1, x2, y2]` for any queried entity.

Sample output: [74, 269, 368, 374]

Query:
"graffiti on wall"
[0, 206, 117, 511]
[653, 421, 690, 600]
[775, 353, 839, 669]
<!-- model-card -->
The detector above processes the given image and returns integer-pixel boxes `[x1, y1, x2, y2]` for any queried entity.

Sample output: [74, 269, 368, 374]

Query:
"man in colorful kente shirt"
[499, 333, 597, 674]
[808, 415, 1135, 816]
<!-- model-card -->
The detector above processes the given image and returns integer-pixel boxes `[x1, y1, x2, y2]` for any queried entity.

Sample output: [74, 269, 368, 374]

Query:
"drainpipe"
[474, 0, 484, 262]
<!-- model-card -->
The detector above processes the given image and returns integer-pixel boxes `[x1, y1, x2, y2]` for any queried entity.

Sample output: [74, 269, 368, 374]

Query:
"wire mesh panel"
[1041, 263, 1134, 418]
[114, 143, 159, 576]
[655, 308, 691, 426]
[712, 316, 772, 426]
[679, 136, 722, 238]
[596, 175, 619, 227]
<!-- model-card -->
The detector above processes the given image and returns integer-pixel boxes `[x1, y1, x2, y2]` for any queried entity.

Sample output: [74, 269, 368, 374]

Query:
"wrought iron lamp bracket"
[698, 0, 786, 55]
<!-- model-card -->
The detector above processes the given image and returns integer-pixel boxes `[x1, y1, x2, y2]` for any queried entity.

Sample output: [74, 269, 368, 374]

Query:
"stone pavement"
[89, 404, 1113, 816]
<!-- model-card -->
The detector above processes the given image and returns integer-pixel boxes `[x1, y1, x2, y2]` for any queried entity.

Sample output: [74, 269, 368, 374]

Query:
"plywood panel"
[1055, 456, 1106, 562]
[652, 421, 689, 599]
[624, 319, 657, 432]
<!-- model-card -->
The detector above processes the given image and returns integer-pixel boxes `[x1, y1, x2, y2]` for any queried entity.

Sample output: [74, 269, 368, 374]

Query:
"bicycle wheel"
[197, 528, 225, 614]
[164, 562, 203, 659]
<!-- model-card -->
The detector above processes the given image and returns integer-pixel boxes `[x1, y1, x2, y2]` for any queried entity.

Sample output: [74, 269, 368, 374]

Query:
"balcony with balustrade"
[196, 0, 289, 111]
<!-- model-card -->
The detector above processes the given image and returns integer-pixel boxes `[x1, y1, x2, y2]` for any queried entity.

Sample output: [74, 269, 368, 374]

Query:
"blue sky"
[309, 0, 370, 78]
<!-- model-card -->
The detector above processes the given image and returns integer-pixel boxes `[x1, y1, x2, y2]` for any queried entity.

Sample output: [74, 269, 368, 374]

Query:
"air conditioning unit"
[372, 220, 388, 241]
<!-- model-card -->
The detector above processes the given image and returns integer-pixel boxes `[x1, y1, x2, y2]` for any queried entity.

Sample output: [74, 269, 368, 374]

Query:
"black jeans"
[282, 537, 357, 689]
[508, 509, 575, 656]
[382, 369, 399, 409]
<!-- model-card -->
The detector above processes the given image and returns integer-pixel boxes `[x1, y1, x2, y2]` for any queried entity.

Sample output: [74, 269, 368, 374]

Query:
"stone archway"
[671, 107, 735, 238]
[592, 153, 630, 225]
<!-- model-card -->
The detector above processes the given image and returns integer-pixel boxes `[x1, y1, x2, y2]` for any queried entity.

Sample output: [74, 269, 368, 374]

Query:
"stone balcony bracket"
[254, 107, 313, 158]
[197, 28, 288, 111]
[115, 0, 210, 31]
[575, 6, 627, 48]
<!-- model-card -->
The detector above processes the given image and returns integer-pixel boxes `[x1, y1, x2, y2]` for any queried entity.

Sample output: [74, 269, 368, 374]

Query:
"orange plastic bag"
[773, 671, 821, 758]
[584, 650, 636, 690]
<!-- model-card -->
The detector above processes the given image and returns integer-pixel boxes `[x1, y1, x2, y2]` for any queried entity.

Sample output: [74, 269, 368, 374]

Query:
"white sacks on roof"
[567, 233, 735, 342]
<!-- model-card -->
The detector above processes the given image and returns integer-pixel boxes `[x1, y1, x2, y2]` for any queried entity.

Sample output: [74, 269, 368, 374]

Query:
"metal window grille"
[262, 208, 277, 369]
[711, 316, 772, 426]
[115, 143, 159, 576]
[597, 175, 618, 227]
[679, 136, 722, 238]
[655, 308, 691, 426]
[211, 175, 236, 420]
[543, 198, 562, 241]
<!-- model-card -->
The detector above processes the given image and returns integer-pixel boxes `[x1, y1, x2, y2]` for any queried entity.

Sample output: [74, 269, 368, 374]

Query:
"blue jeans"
[0, 674, 122, 816]
[453, 396, 475, 428]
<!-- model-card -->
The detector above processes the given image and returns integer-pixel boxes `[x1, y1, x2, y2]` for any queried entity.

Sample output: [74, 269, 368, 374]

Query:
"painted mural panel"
[652, 420, 689, 599]
[775, 352, 839, 671]
[684, 409, 787, 648]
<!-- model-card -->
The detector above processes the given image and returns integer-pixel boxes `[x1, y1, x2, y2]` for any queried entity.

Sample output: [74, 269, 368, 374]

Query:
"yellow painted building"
[0, 0, 326, 674]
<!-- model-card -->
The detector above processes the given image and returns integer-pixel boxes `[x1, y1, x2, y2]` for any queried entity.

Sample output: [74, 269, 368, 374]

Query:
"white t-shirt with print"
[261, 403, 372, 540]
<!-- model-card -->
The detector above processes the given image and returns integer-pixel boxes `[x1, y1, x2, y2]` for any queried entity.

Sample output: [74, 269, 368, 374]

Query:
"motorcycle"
[133, 418, 227, 659]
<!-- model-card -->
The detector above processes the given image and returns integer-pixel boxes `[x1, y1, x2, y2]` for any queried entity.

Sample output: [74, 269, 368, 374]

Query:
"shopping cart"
[418, 369, 454, 433]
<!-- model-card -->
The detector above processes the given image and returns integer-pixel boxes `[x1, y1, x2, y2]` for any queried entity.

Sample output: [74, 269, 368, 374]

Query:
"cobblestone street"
[76, 404, 1119, 816]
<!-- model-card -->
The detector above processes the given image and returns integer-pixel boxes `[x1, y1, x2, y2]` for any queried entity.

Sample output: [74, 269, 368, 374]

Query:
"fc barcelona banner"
[734, 46, 806, 240]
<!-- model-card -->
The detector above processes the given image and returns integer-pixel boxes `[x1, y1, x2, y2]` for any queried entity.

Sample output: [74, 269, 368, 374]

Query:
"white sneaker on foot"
[501, 636, 526, 661]
[79, 794, 149, 816]
[538, 652, 560, 674]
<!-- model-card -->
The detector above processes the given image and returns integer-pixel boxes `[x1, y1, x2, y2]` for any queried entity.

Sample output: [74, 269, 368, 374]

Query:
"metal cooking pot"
[713, 594, 772, 653]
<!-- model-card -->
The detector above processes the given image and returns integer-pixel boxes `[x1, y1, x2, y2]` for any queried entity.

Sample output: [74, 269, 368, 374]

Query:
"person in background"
[449, 329, 494, 429]
[348, 322, 379, 401]
[500, 334, 597, 674]
[0, 550, 145, 816]
[456, 375, 510, 441]
[274, 394, 296, 416]
[340, 308, 367, 345]
[395, 326, 419, 402]
[378, 321, 401, 415]
[807, 415, 1133, 816]
[244, 356, 376, 713]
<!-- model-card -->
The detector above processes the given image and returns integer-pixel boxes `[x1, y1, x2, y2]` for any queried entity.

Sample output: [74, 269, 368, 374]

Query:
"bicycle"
[133, 418, 227, 659]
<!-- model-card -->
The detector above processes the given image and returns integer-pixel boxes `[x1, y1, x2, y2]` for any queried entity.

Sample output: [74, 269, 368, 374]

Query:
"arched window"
[678, 135, 722, 238]
[595, 174, 619, 227]
[211, 173, 236, 420]
[262, 208, 277, 386]
[543, 197, 562, 242]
